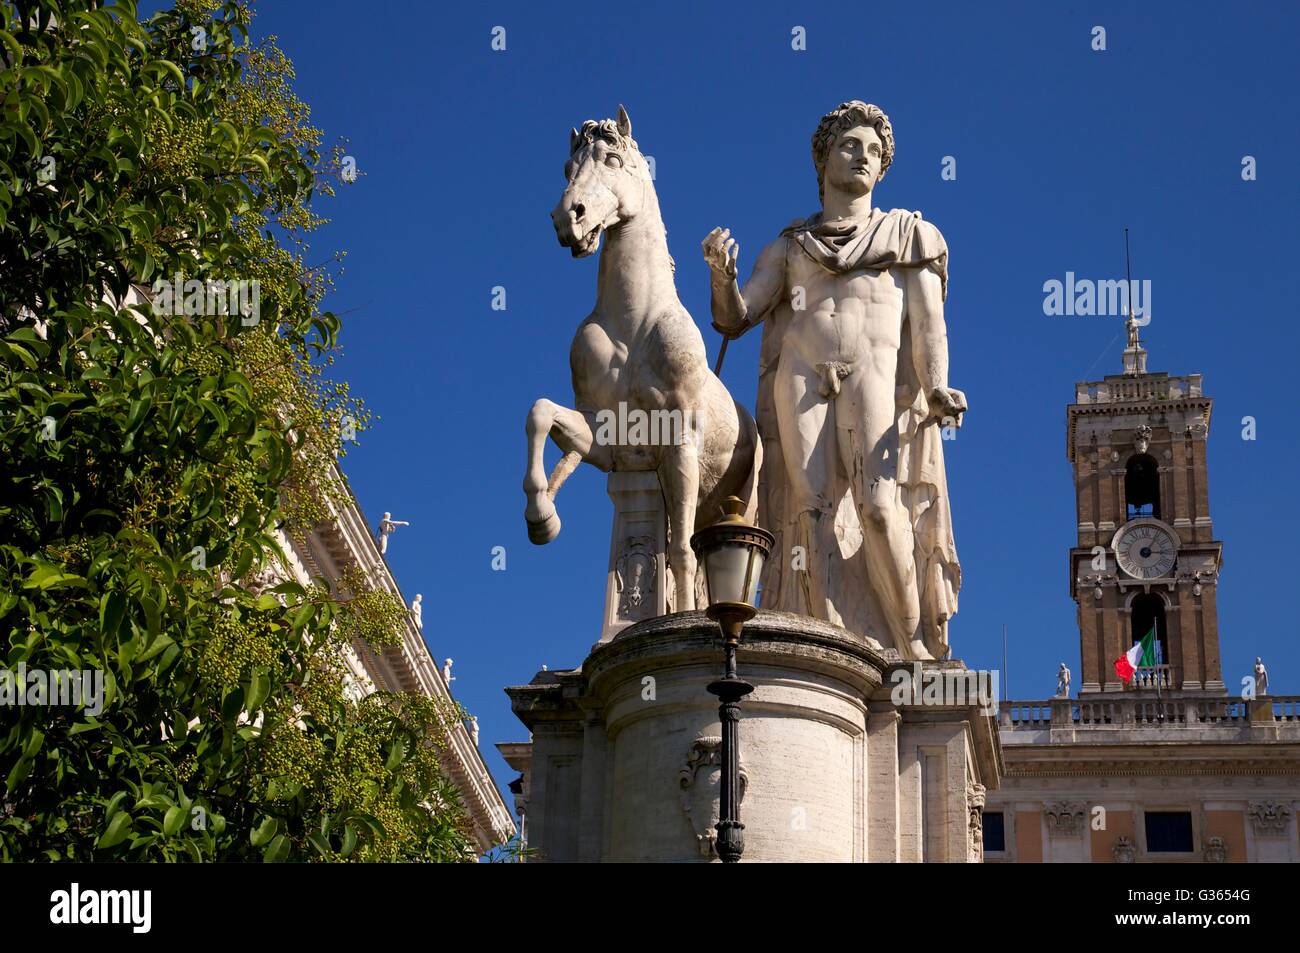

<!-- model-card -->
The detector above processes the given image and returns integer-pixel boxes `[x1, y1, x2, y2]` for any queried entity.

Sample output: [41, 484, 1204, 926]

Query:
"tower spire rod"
[1121, 227, 1147, 374]
[1124, 227, 1137, 336]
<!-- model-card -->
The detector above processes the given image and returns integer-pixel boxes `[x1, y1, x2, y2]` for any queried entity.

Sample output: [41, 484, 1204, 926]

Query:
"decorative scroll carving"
[1203, 836, 1227, 863]
[1248, 801, 1292, 836]
[679, 736, 748, 858]
[1044, 801, 1086, 836]
[1112, 836, 1136, 863]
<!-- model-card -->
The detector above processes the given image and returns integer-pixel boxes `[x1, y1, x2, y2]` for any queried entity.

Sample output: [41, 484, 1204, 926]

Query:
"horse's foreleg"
[659, 443, 701, 611]
[524, 399, 609, 544]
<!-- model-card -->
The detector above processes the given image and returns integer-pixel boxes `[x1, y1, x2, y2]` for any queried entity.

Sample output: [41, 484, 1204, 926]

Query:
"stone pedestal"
[506, 610, 1001, 862]
[600, 472, 669, 644]
[1250, 697, 1276, 723]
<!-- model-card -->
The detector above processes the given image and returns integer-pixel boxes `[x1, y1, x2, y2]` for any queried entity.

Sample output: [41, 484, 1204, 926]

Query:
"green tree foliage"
[0, 0, 478, 861]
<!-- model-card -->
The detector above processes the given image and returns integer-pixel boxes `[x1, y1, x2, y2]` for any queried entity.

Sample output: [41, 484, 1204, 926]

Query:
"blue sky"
[232, 1, 1300, 799]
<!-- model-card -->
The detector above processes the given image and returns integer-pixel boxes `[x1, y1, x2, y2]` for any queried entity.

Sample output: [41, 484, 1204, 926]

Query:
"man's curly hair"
[811, 101, 895, 199]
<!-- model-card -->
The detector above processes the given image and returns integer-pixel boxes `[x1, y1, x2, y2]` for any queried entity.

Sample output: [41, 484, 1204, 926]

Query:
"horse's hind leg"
[658, 442, 701, 611]
[524, 399, 610, 544]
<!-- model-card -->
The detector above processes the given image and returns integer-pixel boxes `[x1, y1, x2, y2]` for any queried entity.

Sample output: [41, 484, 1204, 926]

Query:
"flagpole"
[1002, 624, 1008, 701]
[1152, 621, 1164, 723]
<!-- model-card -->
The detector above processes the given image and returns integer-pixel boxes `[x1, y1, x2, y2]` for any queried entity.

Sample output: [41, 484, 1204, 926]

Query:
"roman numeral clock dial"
[1112, 518, 1180, 580]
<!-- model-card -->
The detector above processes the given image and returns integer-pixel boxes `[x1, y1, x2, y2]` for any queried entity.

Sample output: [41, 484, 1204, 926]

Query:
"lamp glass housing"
[690, 497, 774, 619]
[702, 541, 765, 609]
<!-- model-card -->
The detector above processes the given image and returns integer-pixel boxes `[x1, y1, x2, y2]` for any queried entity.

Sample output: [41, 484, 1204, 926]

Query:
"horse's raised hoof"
[526, 510, 561, 545]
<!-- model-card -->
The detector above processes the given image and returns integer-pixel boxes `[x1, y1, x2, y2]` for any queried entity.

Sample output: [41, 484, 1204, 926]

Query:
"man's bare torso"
[782, 238, 906, 372]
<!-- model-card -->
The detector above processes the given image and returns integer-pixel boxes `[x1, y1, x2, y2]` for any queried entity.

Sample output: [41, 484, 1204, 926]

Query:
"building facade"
[275, 467, 515, 855]
[986, 321, 1300, 863]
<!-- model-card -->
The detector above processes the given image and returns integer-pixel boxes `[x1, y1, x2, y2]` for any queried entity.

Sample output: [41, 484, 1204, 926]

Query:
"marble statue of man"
[377, 512, 409, 556]
[410, 593, 423, 630]
[443, 657, 455, 686]
[1057, 663, 1071, 698]
[1255, 657, 1269, 696]
[703, 101, 965, 659]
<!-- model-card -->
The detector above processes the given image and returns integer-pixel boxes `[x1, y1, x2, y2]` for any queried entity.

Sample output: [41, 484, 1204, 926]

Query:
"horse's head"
[551, 105, 652, 258]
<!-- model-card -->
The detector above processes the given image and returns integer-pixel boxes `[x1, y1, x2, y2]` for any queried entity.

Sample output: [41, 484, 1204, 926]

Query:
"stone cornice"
[1066, 383, 1214, 458]
[1000, 742, 1300, 779]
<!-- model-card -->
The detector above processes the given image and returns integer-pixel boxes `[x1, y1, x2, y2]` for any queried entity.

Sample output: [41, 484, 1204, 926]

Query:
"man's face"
[824, 124, 883, 198]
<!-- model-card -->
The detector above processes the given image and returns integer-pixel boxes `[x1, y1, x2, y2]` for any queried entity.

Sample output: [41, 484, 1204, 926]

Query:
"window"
[1125, 454, 1161, 520]
[1144, 811, 1193, 852]
[983, 812, 1005, 852]
[1130, 593, 1168, 670]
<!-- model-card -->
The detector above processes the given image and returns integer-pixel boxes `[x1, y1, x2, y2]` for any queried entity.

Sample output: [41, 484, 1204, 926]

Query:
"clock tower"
[1067, 318, 1226, 695]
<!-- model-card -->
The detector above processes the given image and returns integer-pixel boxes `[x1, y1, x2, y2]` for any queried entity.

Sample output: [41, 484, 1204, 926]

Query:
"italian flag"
[1114, 624, 1157, 684]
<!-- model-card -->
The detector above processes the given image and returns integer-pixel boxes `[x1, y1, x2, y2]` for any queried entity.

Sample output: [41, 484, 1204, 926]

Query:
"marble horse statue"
[523, 106, 760, 611]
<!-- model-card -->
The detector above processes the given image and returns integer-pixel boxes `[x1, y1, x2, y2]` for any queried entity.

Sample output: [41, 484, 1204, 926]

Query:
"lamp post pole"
[707, 617, 754, 863]
[690, 496, 773, 865]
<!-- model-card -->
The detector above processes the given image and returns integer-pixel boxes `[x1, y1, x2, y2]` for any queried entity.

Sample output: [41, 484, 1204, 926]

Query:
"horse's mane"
[572, 118, 639, 157]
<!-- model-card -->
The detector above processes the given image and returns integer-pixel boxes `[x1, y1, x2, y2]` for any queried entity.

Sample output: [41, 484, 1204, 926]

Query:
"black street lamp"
[690, 496, 773, 863]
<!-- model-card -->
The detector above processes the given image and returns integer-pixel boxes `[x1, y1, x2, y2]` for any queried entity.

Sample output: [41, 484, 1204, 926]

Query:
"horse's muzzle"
[551, 202, 602, 257]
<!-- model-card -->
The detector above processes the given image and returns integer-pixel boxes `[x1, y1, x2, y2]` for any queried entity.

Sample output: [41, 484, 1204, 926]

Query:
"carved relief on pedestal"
[678, 736, 748, 859]
[1248, 800, 1292, 836]
[1112, 836, 1136, 863]
[615, 535, 656, 618]
[1044, 801, 1086, 837]
[1203, 836, 1227, 863]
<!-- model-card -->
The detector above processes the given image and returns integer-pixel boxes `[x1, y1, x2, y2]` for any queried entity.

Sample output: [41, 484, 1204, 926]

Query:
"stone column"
[866, 704, 901, 862]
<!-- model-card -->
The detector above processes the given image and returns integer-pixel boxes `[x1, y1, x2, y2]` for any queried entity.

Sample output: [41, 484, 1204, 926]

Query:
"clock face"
[1112, 519, 1179, 580]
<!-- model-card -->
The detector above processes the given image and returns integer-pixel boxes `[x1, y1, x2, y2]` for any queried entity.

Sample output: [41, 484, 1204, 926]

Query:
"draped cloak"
[753, 207, 960, 660]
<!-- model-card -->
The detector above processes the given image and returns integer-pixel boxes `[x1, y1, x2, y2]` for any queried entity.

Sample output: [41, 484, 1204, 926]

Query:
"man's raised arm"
[701, 227, 786, 338]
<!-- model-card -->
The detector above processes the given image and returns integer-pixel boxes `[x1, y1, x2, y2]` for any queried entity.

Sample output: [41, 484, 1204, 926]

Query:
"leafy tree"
[0, 0, 478, 861]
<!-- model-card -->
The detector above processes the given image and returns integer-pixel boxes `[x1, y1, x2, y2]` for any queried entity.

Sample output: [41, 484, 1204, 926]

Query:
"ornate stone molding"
[1112, 836, 1136, 863]
[1203, 836, 1227, 863]
[679, 736, 748, 859]
[1248, 800, 1293, 836]
[1044, 801, 1086, 836]
[1078, 571, 1116, 600]
[614, 534, 656, 615]
[967, 781, 986, 862]
[1177, 568, 1217, 595]
[1004, 759, 1300, 780]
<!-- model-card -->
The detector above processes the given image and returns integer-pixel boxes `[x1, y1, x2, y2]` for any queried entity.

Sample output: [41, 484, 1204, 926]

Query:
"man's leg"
[774, 354, 839, 621]
[834, 352, 925, 657]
